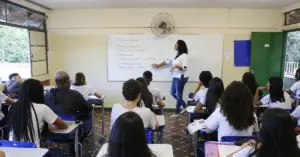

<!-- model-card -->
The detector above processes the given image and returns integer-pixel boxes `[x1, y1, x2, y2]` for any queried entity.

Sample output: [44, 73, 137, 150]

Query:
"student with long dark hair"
[195, 77, 224, 115]
[8, 79, 67, 147]
[229, 108, 300, 157]
[104, 112, 156, 157]
[71, 72, 102, 100]
[136, 77, 154, 112]
[254, 77, 292, 109]
[152, 40, 189, 118]
[143, 71, 166, 107]
[242, 72, 262, 97]
[205, 81, 258, 141]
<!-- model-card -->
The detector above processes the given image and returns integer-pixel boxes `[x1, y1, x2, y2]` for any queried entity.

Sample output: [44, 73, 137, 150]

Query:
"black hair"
[143, 71, 153, 86]
[268, 77, 285, 103]
[242, 72, 259, 96]
[295, 68, 300, 81]
[136, 77, 154, 112]
[107, 112, 153, 157]
[221, 81, 255, 130]
[9, 73, 19, 80]
[249, 108, 300, 157]
[199, 71, 213, 88]
[205, 77, 224, 115]
[122, 79, 141, 101]
[74, 72, 86, 86]
[175, 40, 188, 59]
[8, 79, 44, 143]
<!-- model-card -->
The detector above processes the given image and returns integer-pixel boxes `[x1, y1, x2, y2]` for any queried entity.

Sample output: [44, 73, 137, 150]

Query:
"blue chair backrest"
[220, 136, 257, 142]
[0, 140, 36, 148]
[145, 129, 153, 144]
[285, 109, 294, 113]
[59, 114, 76, 121]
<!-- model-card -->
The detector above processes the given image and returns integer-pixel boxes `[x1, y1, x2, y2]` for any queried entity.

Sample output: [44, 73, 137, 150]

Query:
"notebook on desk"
[49, 122, 79, 134]
[187, 119, 206, 134]
[218, 145, 241, 157]
[88, 95, 106, 101]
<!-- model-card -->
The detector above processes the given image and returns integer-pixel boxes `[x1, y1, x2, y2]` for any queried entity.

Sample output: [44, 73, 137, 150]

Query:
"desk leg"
[160, 129, 164, 143]
[194, 132, 198, 156]
[92, 105, 95, 154]
[102, 103, 105, 137]
[75, 128, 79, 157]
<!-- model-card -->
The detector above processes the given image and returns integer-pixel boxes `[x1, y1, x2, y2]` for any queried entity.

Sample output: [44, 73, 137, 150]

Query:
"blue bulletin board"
[234, 40, 251, 66]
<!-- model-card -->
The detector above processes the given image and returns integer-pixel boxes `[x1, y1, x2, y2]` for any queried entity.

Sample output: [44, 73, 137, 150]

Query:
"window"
[285, 9, 300, 25]
[0, 0, 48, 80]
[0, 25, 30, 79]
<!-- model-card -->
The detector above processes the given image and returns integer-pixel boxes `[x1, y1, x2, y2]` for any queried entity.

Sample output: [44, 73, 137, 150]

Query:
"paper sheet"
[187, 120, 206, 134]
[218, 145, 241, 157]
[187, 106, 195, 113]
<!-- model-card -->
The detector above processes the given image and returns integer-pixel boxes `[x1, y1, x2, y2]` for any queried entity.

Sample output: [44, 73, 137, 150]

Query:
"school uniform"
[110, 104, 157, 130]
[71, 85, 96, 101]
[165, 53, 189, 114]
[194, 88, 208, 105]
[260, 92, 292, 109]
[205, 107, 259, 141]
[9, 103, 57, 147]
[149, 87, 164, 101]
[0, 92, 8, 125]
[292, 106, 300, 126]
[290, 80, 300, 99]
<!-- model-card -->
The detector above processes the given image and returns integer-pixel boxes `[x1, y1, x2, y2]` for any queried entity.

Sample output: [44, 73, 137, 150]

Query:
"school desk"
[96, 143, 174, 157]
[0, 147, 48, 157]
[49, 122, 80, 157]
[87, 95, 106, 143]
[155, 115, 165, 143]
[205, 141, 241, 157]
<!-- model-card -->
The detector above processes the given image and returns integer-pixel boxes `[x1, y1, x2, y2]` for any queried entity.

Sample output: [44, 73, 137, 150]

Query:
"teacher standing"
[152, 40, 189, 118]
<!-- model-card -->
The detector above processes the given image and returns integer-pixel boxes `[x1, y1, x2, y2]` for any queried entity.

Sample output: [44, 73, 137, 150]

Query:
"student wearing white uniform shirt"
[292, 105, 300, 126]
[193, 71, 213, 111]
[71, 72, 102, 100]
[229, 108, 300, 157]
[286, 68, 300, 98]
[205, 81, 258, 142]
[0, 92, 15, 127]
[152, 40, 189, 118]
[254, 77, 292, 110]
[110, 79, 159, 130]
[143, 71, 166, 107]
[8, 79, 68, 148]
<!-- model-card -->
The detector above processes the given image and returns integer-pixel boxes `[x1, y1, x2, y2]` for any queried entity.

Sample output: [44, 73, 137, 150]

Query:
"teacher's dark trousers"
[171, 75, 189, 114]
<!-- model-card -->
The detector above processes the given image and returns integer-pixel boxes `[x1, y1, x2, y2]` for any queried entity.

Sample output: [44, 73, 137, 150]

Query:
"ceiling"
[28, 0, 300, 9]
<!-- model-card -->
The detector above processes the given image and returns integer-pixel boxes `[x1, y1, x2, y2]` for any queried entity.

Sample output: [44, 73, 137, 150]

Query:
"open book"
[187, 119, 207, 134]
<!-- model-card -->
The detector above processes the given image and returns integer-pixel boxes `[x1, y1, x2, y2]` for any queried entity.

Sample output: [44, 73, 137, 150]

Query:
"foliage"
[0, 25, 29, 63]
[286, 31, 300, 63]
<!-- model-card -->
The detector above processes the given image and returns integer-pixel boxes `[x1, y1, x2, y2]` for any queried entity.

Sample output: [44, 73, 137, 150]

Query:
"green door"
[250, 32, 284, 86]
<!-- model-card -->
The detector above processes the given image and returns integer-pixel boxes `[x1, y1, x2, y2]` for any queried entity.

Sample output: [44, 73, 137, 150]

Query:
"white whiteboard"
[108, 34, 223, 82]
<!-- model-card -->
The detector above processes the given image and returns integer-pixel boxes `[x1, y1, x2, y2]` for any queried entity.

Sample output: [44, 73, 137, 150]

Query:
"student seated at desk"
[193, 71, 213, 104]
[110, 79, 158, 130]
[44, 70, 92, 121]
[4, 73, 22, 96]
[229, 108, 300, 157]
[103, 112, 156, 157]
[194, 77, 224, 115]
[254, 77, 292, 110]
[242, 72, 262, 97]
[205, 81, 258, 141]
[136, 77, 165, 114]
[0, 91, 15, 127]
[292, 105, 300, 126]
[143, 71, 166, 107]
[71, 72, 102, 101]
[8, 79, 68, 147]
[286, 68, 300, 97]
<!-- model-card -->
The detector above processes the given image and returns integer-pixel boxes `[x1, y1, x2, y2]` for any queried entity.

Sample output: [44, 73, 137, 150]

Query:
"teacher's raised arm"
[153, 40, 189, 118]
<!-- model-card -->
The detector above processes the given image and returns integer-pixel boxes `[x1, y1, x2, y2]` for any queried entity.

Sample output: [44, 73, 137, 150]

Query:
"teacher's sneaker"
[170, 114, 180, 118]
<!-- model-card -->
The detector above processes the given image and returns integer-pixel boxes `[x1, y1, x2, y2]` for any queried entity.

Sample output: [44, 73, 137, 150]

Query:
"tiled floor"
[62, 109, 195, 157]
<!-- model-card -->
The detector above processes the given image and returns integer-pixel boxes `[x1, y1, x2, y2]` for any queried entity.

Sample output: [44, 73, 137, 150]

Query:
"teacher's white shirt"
[165, 53, 188, 78]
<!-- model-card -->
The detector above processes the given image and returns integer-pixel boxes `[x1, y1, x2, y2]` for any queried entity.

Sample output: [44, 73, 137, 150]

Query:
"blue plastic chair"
[145, 129, 153, 144]
[59, 114, 76, 121]
[0, 140, 36, 148]
[220, 136, 258, 142]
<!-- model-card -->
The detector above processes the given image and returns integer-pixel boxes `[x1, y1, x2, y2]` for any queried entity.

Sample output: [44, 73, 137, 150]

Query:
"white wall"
[282, 2, 300, 13]
[47, 8, 283, 108]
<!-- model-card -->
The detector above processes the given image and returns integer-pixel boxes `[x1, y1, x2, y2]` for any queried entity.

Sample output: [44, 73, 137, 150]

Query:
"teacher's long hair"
[175, 40, 188, 59]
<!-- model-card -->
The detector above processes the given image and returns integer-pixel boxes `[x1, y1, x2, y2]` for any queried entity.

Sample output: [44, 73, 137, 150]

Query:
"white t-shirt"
[194, 88, 208, 105]
[110, 104, 157, 130]
[71, 85, 96, 101]
[260, 92, 292, 109]
[165, 53, 188, 78]
[290, 81, 300, 99]
[205, 108, 258, 141]
[9, 103, 57, 147]
[292, 106, 300, 126]
[149, 87, 164, 101]
[0, 92, 8, 121]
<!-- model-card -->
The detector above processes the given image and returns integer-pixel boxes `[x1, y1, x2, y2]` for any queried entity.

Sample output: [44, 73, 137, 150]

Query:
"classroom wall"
[282, 2, 300, 13]
[47, 8, 283, 108]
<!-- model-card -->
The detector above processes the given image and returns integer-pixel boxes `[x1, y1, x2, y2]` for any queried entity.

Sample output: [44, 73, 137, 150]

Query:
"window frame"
[0, 0, 48, 77]
[285, 8, 300, 26]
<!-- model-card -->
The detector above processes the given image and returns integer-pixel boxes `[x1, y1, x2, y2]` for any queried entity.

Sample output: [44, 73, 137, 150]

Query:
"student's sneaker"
[180, 107, 187, 115]
[170, 114, 180, 118]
